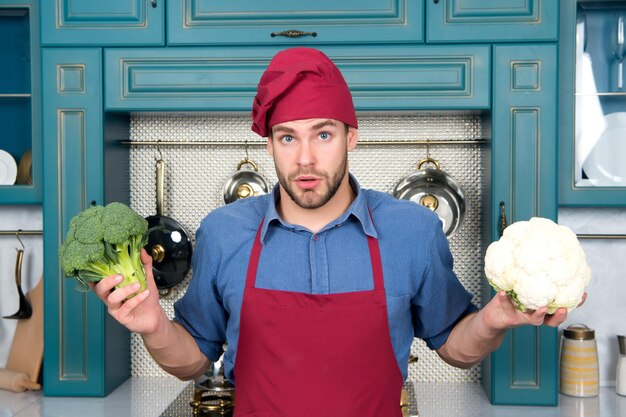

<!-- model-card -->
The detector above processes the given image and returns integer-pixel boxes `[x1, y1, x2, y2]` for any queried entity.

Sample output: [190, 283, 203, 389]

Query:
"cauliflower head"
[484, 217, 591, 313]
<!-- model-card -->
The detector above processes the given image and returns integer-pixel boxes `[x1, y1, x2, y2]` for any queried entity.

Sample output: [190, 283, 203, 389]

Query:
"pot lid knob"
[419, 194, 439, 211]
[237, 183, 254, 199]
[150, 244, 166, 263]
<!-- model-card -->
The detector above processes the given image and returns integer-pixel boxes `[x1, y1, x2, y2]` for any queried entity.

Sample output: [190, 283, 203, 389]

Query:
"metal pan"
[393, 157, 466, 236]
[145, 155, 193, 291]
[223, 158, 269, 204]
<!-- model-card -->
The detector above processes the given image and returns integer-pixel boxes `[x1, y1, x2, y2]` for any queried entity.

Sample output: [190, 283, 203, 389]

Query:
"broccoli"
[58, 202, 150, 295]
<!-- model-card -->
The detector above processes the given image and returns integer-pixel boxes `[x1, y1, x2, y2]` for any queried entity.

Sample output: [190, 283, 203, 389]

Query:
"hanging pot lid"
[393, 157, 466, 236]
[223, 158, 269, 204]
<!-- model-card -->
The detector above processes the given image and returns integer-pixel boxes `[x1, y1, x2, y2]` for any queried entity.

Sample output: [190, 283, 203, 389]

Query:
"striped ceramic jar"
[559, 324, 599, 397]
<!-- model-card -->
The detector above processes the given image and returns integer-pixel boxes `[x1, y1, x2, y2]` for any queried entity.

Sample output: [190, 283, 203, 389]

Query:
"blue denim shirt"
[174, 175, 476, 382]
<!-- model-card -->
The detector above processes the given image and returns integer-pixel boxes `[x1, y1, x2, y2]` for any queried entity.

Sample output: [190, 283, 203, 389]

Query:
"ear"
[267, 136, 274, 156]
[347, 127, 358, 151]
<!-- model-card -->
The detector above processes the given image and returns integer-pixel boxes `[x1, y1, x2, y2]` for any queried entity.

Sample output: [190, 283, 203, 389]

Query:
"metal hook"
[15, 231, 25, 250]
[155, 140, 163, 161]
[426, 137, 431, 159]
[244, 140, 250, 163]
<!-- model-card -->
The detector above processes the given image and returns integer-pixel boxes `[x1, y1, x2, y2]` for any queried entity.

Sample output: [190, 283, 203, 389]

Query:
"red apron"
[233, 220, 404, 417]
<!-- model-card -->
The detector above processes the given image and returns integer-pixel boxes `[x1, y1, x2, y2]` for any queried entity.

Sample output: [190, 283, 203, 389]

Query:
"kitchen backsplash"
[128, 112, 485, 382]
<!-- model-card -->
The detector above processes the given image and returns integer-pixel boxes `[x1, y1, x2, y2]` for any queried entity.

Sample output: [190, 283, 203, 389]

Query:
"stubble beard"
[276, 154, 348, 209]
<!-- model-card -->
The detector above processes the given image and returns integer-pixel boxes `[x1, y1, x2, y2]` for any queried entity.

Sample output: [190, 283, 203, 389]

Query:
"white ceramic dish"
[583, 112, 626, 186]
[0, 149, 18, 185]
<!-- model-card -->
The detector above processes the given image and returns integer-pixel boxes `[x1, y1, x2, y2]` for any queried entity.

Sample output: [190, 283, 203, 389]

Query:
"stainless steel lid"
[563, 324, 595, 340]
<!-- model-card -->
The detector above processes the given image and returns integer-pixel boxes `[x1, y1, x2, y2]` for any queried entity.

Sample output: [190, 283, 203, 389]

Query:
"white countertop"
[1, 377, 625, 417]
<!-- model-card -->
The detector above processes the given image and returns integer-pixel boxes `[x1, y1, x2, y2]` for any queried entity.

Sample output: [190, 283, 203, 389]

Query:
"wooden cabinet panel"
[167, 0, 423, 45]
[42, 48, 130, 397]
[427, 0, 558, 43]
[41, 0, 164, 46]
[104, 45, 490, 111]
[484, 44, 559, 405]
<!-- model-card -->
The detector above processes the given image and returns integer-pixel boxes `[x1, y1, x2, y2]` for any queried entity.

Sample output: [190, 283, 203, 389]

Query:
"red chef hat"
[251, 47, 358, 137]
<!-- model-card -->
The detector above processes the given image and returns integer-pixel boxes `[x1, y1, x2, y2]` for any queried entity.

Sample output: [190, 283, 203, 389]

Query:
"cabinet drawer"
[166, 0, 423, 45]
[427, 0, 558, 43]
[40, 0, 164, 46]
[105, 45, 490, 112]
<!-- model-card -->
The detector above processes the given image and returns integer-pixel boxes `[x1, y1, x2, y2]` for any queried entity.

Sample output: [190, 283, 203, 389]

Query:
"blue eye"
[319, 132, 330, 140]
[281, 135, 294, 143]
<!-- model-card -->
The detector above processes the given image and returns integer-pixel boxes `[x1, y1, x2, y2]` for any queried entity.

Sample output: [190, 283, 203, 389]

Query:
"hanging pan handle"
[417, 157, 441, 171]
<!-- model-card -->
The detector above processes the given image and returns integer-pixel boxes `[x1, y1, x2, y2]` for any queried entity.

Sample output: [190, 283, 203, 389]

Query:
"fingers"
[140, 248, 153, 268]
[107, 286, 150, 319]
[92, 274, 124, 300]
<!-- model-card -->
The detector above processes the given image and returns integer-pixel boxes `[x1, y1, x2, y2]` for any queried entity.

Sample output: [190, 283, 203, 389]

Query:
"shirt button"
[313, 235, 319, 241]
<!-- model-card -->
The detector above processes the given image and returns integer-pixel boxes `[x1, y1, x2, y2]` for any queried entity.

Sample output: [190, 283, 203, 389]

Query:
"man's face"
[268, 118, 357, 209]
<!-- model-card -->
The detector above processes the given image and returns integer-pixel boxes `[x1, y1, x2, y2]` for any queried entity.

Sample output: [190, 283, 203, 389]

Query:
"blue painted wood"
[427, 0, 558, 43]
[42, 48, 130, 397]
[485, 44, 559, 406]
[558, 1, 626, 206]
[104, 45, 490, 111]
[167, 0, 423, 45]
[0, 0, 41, 204]
[40, 0, 164, 46]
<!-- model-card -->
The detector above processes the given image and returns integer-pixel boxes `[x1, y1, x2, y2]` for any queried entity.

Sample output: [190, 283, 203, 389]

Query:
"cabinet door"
[0, 0, 41, 204]
[104, 45, 489, 111]
[558, 1, 626, 206]
[40, 0, 164, 46]
[427, 0, 558, 43]
[167, 0, 423, 45]
[484, 45, 559, 405]
[42, 48, 130, 396]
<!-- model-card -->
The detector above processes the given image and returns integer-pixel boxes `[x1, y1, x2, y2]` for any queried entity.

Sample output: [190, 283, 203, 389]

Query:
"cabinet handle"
[498, 201, 508, 238]
[150, 0, 157, 8]
[271, 30, 317, 38]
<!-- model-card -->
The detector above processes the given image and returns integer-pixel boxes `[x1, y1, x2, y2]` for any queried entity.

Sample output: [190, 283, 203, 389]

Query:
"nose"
[296, 139, 315, 167]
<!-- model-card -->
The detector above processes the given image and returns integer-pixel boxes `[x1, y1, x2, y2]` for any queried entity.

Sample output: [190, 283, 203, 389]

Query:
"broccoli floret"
[58, 202, 149, 296]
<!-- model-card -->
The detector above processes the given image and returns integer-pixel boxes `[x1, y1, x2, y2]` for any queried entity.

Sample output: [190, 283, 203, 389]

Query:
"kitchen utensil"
[3, 242, 32, 319]
[6, 277, 43, 385]
[0, 149, 18, 185]
[223, 158, 269, 204]
[613, 15, 626, 91]
[392, 156, 466, 236]
[559, 324, 599, 397]
[145, 151, 193, 291]
[617, 335, 626, 396]
[15, 149, 32, 185]
[0, 369, 41, 393]
[582, 112, 626, 186]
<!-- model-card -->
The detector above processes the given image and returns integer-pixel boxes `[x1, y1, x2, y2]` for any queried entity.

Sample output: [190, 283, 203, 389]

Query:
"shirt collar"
[260, 173, 377, 243]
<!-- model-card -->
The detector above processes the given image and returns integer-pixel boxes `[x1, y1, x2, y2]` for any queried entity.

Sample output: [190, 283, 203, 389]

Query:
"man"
[94, 47, 572, 417]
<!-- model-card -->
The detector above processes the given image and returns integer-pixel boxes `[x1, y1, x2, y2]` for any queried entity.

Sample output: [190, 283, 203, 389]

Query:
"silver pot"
[393, 157, 466, 236]
[223, 158, 269, 204]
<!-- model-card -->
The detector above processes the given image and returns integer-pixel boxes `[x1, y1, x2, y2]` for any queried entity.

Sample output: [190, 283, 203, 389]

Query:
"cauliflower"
[484, 217, 591, 313]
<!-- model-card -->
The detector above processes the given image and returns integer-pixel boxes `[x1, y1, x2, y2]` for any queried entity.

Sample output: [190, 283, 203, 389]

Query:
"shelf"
[575, 92, 626, 96]
[0, 94, 31, 98]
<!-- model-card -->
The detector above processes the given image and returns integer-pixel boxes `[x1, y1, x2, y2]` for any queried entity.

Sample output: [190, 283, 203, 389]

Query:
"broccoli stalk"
[58, 202, 151, 296]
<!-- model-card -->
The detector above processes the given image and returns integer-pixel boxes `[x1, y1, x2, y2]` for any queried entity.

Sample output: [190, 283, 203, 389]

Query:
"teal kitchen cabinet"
[104, 45, 489, 111]
[166, 0, 423, 45]
[426, 0, 558, 43]
[483, 44, 559, 405]
[40, 0, 164, 46]
[558, 1, 626, 206]
[42, 48, 131, 396]
[0, 0, 41, 204]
